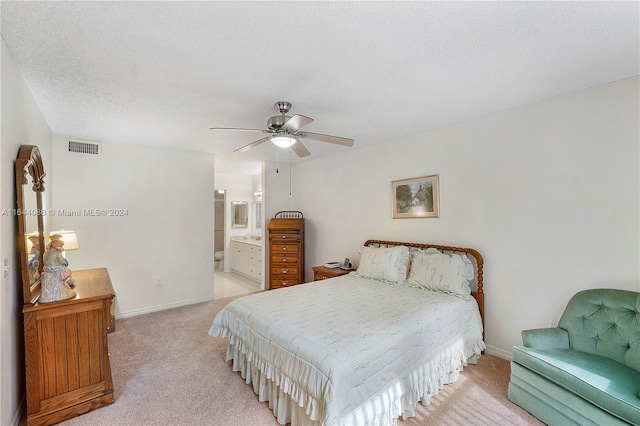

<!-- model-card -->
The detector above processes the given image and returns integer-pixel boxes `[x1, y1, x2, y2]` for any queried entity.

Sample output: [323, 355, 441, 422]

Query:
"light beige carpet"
[60, 296, 542, 426]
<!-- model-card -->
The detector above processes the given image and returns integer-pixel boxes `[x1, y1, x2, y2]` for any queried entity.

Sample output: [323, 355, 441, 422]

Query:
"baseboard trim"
[115, 296, 214, 319]
[485, 344, 512, 360]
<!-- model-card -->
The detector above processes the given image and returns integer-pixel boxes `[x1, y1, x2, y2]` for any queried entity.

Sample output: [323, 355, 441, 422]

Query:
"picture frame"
[391, 174, 440, 219]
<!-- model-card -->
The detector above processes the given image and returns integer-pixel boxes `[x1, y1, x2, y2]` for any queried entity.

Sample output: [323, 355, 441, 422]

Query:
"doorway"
[214, 189, 225, 271]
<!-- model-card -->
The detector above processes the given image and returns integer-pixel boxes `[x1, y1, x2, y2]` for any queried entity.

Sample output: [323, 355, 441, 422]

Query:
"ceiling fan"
[210, 101, 354, 157]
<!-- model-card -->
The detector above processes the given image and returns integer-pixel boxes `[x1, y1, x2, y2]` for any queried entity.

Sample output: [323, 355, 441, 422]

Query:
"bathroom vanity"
[230, 237, 262, 282]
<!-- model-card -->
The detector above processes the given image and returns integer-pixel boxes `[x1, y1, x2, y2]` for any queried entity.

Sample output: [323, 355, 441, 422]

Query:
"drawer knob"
[282, 235, 287, 239]
[282, 257, 287, 262]
[282, 269, 288, 274]
[283, 281, 288, 286]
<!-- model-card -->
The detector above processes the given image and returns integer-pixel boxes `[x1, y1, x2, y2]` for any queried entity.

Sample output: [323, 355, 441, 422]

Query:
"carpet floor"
[60, 296, 543, 426]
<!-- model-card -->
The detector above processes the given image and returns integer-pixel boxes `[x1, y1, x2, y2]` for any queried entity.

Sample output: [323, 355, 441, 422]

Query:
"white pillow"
[406, 250, 474, 296]
[356, 245, 410, 284]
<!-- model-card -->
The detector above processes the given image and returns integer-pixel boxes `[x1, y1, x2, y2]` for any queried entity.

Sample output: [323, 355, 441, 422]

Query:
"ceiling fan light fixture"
[213, 101, 353, 158]
[270, 134, 297, 148]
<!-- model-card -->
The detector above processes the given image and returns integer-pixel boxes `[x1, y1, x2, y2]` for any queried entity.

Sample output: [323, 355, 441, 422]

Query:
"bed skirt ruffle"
[216, 328, 485, 426]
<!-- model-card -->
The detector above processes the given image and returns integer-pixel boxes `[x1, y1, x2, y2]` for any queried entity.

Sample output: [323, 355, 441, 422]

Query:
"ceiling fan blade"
[298, 131, 354, 147]
[291, 140, 311, 157]
[282, 114, 314, 132]
[210, 127, 271, 133]
[233, 137, 270, 154]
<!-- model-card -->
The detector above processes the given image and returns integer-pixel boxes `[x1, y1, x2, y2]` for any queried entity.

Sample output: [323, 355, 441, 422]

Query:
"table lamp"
[49, 230, 79, 257]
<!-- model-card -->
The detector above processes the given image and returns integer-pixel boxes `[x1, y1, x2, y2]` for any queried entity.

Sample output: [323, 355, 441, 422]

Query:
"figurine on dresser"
[40, 238, 76, 302]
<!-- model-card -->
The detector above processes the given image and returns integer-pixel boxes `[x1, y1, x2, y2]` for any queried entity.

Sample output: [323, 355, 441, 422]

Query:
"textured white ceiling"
[2, 1, 638, 167]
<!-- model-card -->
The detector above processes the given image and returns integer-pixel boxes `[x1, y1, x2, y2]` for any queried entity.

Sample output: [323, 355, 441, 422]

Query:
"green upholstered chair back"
[558, 288, 640, 373]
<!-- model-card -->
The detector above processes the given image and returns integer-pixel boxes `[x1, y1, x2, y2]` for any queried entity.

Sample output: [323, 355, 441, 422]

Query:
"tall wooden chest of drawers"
[268, 212, 304, 289]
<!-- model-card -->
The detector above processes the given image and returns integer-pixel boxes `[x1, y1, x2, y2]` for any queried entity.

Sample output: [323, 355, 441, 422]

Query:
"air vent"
[68, 140, 101, 155]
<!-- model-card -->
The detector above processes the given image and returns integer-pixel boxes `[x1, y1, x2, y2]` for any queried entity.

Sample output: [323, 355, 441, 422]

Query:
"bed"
[209, 240, 485, 425]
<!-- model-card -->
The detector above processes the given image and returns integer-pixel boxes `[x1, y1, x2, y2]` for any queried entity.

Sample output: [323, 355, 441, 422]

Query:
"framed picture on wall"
[391, 174, 440, 219]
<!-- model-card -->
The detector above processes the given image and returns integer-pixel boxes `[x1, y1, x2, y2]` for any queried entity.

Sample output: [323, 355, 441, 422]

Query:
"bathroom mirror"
[232, 201, 248, 228]
[15, 145, 46, 306]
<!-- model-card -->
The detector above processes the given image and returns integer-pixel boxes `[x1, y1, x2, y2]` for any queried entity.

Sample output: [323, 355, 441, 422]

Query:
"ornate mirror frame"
[15, 145, 46, 306]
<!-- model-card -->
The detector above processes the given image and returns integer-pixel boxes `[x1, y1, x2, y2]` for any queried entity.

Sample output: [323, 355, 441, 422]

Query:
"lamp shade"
[270, 135, 297, 148]
[49, 230, 79, 251]
[25, 231, 40, 254]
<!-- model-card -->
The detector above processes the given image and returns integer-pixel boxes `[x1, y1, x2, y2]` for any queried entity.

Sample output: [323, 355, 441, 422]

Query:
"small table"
[312, 265, 352, 281]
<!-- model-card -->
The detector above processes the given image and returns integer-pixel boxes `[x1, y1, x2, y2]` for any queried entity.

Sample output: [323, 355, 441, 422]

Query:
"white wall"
[50, 136, 215, 318]
[264, 159, 299, 221]
[0, 37, 53, 426]
[286, 77, 639, 358]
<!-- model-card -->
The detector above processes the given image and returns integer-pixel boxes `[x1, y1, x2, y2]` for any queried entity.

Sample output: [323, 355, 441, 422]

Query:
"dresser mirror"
[15, 145, 46, 305]
[232, 201, 248, 228]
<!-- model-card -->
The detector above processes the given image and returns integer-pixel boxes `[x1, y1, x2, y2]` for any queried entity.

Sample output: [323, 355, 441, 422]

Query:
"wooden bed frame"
[364, 240, 485, 328]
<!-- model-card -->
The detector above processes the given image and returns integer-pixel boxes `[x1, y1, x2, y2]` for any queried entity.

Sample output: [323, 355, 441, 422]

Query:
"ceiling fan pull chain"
[276, 146, 279, 173]
[289, 148, 292, 197]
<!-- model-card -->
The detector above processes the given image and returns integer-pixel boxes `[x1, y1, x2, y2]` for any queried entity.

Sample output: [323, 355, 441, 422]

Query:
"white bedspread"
[209, 274, 485, 425]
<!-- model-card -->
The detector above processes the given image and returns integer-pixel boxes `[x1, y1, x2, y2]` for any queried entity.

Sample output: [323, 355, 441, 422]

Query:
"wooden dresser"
[23, 268, 115, 426]
[15, 147, 115, 425]
[268, 211, 304, 289]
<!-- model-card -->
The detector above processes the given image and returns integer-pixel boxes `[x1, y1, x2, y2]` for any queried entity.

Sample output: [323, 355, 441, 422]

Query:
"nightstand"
[312, 265, 352, 281]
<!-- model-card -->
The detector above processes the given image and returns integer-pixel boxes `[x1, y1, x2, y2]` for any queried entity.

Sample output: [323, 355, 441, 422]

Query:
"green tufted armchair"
[508, 288, 640, 426]
[558, 289, 640, 370]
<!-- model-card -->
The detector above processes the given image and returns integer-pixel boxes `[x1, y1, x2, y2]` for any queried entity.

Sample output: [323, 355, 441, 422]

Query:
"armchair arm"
[522, 327, 569, 350]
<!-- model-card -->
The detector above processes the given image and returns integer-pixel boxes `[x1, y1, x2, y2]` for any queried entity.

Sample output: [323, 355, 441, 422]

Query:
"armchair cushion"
[512, 346, 640, 424]
[522, 327, 569, 350]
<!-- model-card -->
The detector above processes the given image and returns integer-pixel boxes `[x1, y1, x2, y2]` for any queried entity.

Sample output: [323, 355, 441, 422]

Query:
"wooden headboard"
[364, 240, 485, 329]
